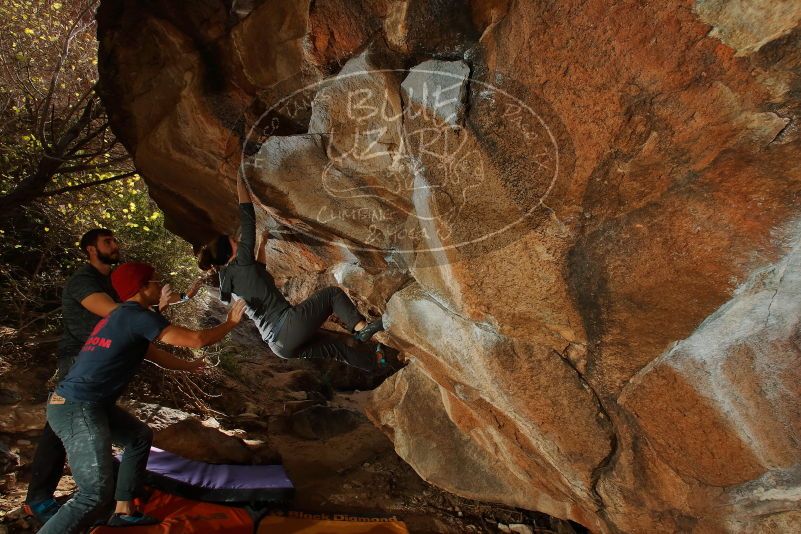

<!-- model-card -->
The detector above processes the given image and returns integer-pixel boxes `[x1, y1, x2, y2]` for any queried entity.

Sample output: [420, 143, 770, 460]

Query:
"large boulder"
[96, 0, 801, 531]
[0, 404, 45, 434]
[153, 417, 254, 464]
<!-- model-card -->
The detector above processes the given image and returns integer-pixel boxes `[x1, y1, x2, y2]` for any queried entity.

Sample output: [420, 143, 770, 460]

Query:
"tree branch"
[39, 170, 137, 198]
[36, 2, 96, 139]
[62, 114, 110, 158]
[0, 99, 102, 213]
[18, 306, 63, 333]
[62, 83, 97, 128]
[57, 155, 127, 174]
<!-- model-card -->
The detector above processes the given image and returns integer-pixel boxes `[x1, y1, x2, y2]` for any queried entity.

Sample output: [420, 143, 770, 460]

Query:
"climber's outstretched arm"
[237, 172, 252, 204]
[237, 173, 257, 263]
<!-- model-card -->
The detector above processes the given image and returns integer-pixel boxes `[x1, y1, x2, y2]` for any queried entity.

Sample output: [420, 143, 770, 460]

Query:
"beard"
[97, 250, 120, 265]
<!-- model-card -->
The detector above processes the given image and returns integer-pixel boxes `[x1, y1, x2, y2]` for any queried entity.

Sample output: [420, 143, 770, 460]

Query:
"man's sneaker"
[24, 498, 60, 524]
[106, 512, 161, 527]
[354, 318, 384, 343]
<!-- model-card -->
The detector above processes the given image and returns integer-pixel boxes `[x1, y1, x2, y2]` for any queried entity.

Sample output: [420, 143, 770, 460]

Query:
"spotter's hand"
[159, 284, 180, 311]
[188, 358, 207, 373]
[227, 298, 247, 324]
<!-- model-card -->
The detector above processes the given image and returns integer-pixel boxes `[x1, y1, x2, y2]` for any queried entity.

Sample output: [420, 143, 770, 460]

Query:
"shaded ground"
[0, 300, 586, 534]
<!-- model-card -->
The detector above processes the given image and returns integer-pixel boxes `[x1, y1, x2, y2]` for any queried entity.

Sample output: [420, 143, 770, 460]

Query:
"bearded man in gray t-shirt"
[24, 228, 122, 523]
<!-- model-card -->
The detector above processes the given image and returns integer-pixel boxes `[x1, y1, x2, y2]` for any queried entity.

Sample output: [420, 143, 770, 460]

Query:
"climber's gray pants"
[267, 287, 375, 371]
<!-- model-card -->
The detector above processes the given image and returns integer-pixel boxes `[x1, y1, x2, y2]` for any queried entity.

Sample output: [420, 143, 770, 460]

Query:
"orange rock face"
[97, 0, 801, 531]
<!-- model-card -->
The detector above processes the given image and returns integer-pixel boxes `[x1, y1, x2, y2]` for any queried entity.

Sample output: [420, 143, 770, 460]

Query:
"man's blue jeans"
[25, 356, 76, 505]
[39, 398, 153, 534]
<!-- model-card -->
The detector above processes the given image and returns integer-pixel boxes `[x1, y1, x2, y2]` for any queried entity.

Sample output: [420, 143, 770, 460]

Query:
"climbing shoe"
[24, 498, 60, 525]
[354, 318, 384, 343]
[375, 343, 387, 368]
[374, 343, 403, 373]
[106, 512, 161, 527]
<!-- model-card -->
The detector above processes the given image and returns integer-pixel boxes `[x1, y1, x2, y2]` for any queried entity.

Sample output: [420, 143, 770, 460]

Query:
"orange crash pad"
[257, 511, 409, 533]
[91, 490, 253, 534]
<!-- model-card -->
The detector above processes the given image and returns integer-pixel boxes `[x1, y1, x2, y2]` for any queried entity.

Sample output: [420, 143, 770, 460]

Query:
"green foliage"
[0, 5, 213, 420]
[0, 0, 102, 167]
[0, 1, 199, 334]
[1, 0, 132, 212]
[0, 174, 198, 334]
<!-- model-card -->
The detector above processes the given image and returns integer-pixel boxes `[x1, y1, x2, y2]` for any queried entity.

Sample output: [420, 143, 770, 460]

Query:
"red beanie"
[111, 262, 155, 301]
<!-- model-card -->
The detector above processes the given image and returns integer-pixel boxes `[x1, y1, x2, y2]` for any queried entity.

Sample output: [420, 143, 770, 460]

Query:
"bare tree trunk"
[0, 97, 108, 215]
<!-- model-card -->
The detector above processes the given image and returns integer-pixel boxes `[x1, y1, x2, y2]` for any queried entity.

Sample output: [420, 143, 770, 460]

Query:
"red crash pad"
[91, 490, 253, 534]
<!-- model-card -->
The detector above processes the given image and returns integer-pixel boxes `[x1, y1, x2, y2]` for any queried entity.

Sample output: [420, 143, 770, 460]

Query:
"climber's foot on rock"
[354, 318, 384, 343]
[374, 343, 403, 375]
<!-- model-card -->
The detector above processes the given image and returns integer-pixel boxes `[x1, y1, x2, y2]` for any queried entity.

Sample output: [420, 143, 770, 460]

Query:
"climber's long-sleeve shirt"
[218, 203, 290, 339]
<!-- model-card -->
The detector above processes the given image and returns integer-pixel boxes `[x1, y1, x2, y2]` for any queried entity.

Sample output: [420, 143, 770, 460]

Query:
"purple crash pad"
[132, 447, 294, 503]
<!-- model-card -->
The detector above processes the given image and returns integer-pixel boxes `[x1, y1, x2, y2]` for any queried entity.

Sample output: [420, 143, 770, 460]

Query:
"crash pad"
[91, 489, 253, 533]
[257, 511, 409, 533]
[129, 446, 294, 503]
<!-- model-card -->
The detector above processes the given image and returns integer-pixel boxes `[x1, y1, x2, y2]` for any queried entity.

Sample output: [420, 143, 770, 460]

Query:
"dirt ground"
[0, 316, 586, 534]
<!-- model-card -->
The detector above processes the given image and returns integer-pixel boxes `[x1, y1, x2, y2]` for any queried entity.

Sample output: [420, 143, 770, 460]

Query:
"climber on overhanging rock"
[197, 172, 391, 372]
